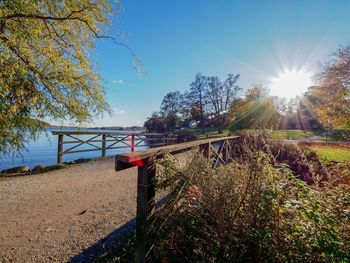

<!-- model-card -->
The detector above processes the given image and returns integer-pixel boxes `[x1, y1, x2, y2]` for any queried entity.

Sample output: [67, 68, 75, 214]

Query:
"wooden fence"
[115, 135, 240, 262]
[51, 131, 177, 164]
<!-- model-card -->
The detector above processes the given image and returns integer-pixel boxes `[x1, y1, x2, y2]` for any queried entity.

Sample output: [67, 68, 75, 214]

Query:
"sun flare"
[269, 69, 313, 99]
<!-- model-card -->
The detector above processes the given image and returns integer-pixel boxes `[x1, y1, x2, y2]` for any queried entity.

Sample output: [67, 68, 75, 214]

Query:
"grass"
[190, 127, 230, 139]
[191, 128, 320, 140]
[307, 144, 350, 163]
[320, 129, 350, 142]
[270, 129, 319, 140]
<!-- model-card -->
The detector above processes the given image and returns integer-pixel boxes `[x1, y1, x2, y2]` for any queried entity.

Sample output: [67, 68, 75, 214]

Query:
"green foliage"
[0, 0, 116, 154]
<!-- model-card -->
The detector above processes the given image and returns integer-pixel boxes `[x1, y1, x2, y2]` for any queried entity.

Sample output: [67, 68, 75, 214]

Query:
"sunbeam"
[269, 69, 313, 99]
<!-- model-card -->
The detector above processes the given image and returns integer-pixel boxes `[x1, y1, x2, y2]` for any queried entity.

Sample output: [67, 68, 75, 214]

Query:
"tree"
[144, 112, 165, 133]
[160, 91, 182, 130]
[230, 85, 280, 130]
[311, 44, 350, 129]
[0, 0, 124, 155]
[292, 95, 321, 130]
[205, 74, 240, 133]
[187, 73, 208, 133]
[305, 83, 349, 130]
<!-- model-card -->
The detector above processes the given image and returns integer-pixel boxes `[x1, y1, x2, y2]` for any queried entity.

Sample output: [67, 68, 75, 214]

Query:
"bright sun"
[269, 69, 313, 99]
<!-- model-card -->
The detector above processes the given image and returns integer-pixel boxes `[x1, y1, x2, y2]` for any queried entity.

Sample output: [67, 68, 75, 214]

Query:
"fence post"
[135, 158, 155, 263]
[102, 134, 106, 157]
[200, 142, 210, 159]
[57, 134, 63, 164]
[131, 134, 135, 152]
[222, 140, 228, 164]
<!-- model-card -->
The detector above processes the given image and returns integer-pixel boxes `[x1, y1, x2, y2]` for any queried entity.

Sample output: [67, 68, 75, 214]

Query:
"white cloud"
[112, 79, 124, 84]
[112, 108, 126, 115]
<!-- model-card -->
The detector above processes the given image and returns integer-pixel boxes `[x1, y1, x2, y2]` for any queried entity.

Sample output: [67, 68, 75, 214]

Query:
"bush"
[175, 129, 198, 143]
[231, 130, 328, 185]
[151, 133, 350, 262]
[97, 130, 350, 263]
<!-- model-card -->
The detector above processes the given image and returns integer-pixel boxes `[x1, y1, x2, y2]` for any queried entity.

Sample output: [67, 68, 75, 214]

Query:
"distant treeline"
[47, 125, 144, 131]
[144, 73, 325, 134]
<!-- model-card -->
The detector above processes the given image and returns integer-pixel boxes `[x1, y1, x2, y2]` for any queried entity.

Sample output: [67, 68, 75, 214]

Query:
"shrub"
[232, 130, 328, 185]
[151, 134, 350, 262]
[96, 131, 350, 263]
[175, 129, 198, 143]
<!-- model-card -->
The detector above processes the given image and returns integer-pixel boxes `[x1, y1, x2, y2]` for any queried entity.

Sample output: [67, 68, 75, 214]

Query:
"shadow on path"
[66, 218, 136, 263]
[67, 192, 171, 263]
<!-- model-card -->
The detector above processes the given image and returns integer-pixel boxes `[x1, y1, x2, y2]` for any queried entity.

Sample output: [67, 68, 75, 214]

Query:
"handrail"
[115, 135, 240, 262]
[116, 135, 239, 165]
[52, 131, 177, 164]
[51, 131, 167, 136]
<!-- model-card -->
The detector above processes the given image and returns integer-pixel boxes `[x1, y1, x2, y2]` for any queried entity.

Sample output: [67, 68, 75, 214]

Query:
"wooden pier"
[52, 131, 177, 164]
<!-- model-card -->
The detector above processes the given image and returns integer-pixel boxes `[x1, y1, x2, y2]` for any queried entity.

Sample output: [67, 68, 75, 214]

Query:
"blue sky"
[91, 0, 350, 127]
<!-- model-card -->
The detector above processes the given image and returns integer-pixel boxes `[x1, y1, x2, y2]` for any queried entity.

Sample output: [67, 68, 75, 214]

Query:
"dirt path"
[0, 158, 138, 263]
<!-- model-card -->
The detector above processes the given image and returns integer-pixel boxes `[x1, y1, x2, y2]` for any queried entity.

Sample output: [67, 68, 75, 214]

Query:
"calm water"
[0, 128, 145, 171]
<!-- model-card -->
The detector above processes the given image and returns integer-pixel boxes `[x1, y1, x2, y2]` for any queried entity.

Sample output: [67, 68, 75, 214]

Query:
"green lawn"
[308, 144, 350, 163]
[190, 128, 321, 140]
[270, 129, 319, 140]
[321, 129, 350, 142]
[191, 127, 230, 139]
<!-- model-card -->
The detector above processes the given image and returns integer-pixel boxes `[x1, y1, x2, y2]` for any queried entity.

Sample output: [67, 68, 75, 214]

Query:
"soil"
[0, 158, 138, 263]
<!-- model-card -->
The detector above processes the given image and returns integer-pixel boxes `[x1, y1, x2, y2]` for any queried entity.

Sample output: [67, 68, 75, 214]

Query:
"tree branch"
[3, 9, 140, 58]
[3, 8, 87, 21]
[0, 32, 68, 108]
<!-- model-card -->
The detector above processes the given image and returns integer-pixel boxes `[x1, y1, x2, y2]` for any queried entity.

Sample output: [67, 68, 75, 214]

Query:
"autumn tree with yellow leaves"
[309, 45, 350, 130]
[0, 0, 126, 155]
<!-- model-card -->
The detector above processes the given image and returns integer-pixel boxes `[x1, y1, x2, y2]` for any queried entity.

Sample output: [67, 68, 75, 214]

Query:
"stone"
[31, 165, 46, 173]
[73, 158, 92, 164]
[44, 164, 66, 172]
[1, 166, 30, 174]
[63, 161, 75, 165]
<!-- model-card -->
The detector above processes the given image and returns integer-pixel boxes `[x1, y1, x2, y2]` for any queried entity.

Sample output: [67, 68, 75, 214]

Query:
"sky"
[89, 0, 350, 127]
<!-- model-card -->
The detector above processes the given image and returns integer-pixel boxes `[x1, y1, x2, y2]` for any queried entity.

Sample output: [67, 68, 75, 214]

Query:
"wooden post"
[102, 134, 106, 157]
[57, 134, 63, 164]
[131, 134, 135, 152]
[222, 140, 228, 164]
[135, 158, 155, 263]
[200, 143, 210, 159]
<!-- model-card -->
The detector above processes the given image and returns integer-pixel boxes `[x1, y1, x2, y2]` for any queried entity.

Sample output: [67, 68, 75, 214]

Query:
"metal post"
[102, 134, 106, 157]
[135, 158, 155, 263]
[57, 134, 63, 164]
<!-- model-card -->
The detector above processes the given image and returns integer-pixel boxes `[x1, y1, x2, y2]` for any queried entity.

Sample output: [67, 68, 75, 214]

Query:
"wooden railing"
[51, 131, 177, 164]
[115, 135, 240, 262]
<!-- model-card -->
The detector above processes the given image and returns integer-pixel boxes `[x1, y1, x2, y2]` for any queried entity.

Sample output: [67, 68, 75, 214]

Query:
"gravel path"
[0, 158, 138, 263]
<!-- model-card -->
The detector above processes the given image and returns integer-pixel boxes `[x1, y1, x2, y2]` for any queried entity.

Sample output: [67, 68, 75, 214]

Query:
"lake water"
[0, 128, 145, 171]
